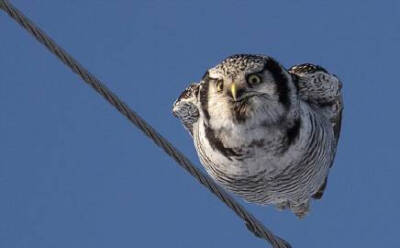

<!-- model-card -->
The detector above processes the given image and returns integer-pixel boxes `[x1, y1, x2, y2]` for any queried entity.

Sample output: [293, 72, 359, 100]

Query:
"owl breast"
[193, 102, 335, 208]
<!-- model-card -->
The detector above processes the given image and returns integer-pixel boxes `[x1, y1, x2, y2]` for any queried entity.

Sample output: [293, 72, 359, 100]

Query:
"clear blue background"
[1, 1, 399, 247]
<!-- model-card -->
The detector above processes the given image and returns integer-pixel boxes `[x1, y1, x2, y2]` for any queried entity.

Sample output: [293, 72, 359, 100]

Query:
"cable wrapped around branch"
[0, 1, 291, 247]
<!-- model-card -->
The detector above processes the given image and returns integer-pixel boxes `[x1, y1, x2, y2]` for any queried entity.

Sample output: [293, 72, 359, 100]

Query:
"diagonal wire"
[0, 1, 291, 247]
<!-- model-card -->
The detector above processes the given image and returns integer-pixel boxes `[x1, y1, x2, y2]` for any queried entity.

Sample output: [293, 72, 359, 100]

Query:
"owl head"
[199, 54, 299, 127]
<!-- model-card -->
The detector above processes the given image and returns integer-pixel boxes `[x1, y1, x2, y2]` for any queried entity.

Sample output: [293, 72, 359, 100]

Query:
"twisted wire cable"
[0, 1, 291, 247]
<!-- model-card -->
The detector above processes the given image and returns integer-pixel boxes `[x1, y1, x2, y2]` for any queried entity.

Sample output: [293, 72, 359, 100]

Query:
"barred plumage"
[173, 54, 343, 217]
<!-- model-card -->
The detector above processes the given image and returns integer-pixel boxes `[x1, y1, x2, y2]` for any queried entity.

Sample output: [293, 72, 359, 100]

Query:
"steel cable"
[0, 1, 291, 247]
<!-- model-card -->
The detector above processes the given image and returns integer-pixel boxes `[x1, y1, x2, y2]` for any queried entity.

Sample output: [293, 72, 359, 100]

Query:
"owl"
[172, 54, 343, 217]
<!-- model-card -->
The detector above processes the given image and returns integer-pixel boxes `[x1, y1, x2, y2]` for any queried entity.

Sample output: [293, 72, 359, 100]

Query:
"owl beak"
[231, 83, 237, 101]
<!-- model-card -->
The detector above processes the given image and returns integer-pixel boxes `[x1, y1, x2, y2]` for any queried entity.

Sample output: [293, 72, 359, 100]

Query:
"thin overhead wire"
[0, 1, 291, 247]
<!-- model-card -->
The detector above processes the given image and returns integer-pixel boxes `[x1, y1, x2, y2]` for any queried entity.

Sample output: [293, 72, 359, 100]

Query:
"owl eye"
[247, 74, 262, 85]
[216, 80, 224, 92]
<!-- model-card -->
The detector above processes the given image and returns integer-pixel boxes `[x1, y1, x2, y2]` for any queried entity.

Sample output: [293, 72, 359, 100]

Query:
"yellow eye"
[216, 80, 224, 92]
[247, 74, 262, 85]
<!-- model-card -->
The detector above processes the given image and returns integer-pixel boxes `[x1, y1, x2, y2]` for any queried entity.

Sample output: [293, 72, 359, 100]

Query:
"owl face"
[200, 55, 297, 126]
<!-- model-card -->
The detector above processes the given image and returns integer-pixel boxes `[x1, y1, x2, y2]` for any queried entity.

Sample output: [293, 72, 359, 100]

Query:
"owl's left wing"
[289, 64, 343, 200]
[172, 83, 201, 136]
[289, 63, 343, 145]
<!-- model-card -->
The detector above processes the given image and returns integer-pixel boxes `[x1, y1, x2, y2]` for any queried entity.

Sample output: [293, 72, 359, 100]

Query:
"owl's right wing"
[172, 83, 201, 136]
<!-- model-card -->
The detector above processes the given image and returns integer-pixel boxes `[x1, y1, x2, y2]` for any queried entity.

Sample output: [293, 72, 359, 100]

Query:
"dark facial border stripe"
[199, 72, 211, 120]
[264, 58, 291, 109]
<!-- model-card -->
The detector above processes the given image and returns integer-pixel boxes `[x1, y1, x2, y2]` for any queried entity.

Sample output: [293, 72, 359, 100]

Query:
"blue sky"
[0, 0, 399, 247]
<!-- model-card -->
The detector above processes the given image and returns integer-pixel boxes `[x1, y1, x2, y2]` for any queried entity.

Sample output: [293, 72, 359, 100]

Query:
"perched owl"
[172, 54, 343, 217]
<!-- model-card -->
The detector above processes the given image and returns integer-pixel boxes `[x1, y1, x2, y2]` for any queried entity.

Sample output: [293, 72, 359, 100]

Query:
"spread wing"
[289, 63, 343, 199]
[172, 83, 200, 136]
[289, 63, 343, 145]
